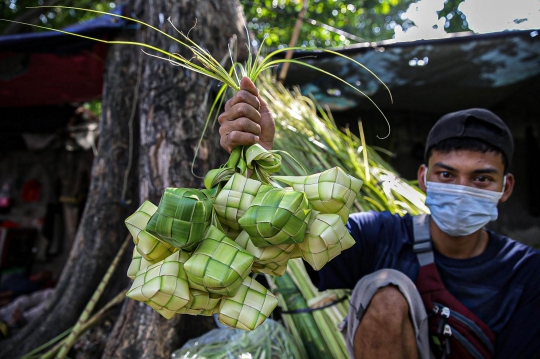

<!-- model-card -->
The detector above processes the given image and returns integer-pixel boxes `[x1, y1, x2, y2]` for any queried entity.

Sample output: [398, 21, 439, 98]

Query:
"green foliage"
[0, 0, 113, 34]
[437, 0, 471, 33]
[241, 0, 416, 48]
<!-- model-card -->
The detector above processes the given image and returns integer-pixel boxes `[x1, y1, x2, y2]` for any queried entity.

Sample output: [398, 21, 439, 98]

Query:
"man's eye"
[441, 172, 451, 178]
[476, 176, 489, 182]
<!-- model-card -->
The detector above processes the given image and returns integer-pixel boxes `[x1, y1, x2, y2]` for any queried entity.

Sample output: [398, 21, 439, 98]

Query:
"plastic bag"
[171, 318, 307, 359]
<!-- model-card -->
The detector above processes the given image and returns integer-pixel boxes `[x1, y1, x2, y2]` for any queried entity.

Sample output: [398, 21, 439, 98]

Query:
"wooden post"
[278, 0, 310, 83]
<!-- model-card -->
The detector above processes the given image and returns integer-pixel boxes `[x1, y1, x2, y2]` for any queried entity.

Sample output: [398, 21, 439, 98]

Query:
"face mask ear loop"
[424, 167, 428, 189]
[501, 175, 507, 194]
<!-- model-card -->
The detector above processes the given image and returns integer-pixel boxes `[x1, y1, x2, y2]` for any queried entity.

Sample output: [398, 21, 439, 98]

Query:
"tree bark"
[102, 1, 246, 357]
[0, 1, 246, 358]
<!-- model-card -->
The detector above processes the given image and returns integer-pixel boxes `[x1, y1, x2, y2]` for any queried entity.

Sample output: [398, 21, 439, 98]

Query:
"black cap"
[425, 108, 514, 166]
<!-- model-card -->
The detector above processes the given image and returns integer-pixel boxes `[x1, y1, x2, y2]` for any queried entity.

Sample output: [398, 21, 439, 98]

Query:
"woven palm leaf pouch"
[126, 250, 192, 319]
[145, 188, 213, 250]
[299, 210, 356, 270]
[125, 200, 177, 262]
[274, 166, 363, 223]
[184, 225, 254, 296]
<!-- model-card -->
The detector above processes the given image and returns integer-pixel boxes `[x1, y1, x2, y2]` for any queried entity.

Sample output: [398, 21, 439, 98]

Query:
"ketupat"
[125, 201, 177, 262]
[298, 211, 356, 270]
[238, 187, 312, 247]
[217, 276, 278, 331]
[184, 225, 255, 296]
[213, 173, 265, 231]
[145, 188, 213, 250]
[274, 167, 363, 224]
[126, 250, 192, 320]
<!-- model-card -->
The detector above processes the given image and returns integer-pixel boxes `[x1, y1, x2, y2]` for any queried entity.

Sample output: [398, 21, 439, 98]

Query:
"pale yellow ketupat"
[274, 167, 363, 224]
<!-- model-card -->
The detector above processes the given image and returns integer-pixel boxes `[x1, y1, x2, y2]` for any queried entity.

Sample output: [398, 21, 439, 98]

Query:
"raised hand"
[218, 77, 275, 153]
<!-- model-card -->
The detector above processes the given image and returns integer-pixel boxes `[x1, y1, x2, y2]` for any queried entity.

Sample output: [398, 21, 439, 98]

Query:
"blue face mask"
[424, 173, 505, 237]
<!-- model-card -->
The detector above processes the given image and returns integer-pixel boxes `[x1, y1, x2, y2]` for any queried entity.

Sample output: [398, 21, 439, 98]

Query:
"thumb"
[240, 76, 258, 97]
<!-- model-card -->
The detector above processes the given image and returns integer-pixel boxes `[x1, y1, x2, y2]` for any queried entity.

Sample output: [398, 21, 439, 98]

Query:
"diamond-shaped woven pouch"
[235, 230, 296, 265]
[218, 276, 278, 330]
[145, 188, 213, 250]
[184, 225, 254, 296]
[214, 173, 264, 231]
[176, 289, 222, 315]
[238, 187, 311, 247]
[274, 167, 363, 223]
[299, 211, 356, 270]
[127, 247, 156, 280]
[126, 250, 192, 319]
[125, 200, 177, 262]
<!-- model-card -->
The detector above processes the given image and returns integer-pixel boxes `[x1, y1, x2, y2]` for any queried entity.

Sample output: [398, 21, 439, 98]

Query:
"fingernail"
[254, 136, 260, 142]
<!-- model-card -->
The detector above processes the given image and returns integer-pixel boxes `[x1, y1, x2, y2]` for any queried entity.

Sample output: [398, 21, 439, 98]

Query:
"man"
[218, 77, 540, 359]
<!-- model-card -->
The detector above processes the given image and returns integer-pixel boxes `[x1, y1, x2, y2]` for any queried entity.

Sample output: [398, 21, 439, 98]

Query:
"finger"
[219, 117, 261, 137]
[240, 77, 258, 97]
[220, 130, 260, 152]
[227, 130, 260, 148]
[225, 89, 260, 112]
[258, 94, 270, 115]
[219, 102, 261, 125]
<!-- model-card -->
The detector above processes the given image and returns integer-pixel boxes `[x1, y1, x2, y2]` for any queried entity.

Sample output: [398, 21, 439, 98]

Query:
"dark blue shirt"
[311, 211, 540, 359]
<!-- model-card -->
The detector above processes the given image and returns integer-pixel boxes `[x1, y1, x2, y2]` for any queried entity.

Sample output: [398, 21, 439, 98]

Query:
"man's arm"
[218, 77, 275, 152]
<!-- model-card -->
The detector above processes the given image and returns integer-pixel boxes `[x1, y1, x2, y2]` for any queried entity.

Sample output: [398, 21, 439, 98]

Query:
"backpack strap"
[412, 214, 435, 266]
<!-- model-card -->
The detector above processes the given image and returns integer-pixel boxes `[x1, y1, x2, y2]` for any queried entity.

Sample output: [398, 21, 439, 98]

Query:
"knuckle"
[236, 104, 250, 117]
[237, 91, 249, 103]
[217, 113, 226, 125]
[238, 117, 253, 131]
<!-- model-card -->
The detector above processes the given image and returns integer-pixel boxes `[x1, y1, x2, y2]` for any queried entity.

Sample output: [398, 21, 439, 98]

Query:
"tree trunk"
[102, 1, 246, 357]
[0, 1, 246, 358]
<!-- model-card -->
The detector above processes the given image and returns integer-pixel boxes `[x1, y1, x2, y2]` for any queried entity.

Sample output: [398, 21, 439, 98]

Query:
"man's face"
[418, 149, 514, 203]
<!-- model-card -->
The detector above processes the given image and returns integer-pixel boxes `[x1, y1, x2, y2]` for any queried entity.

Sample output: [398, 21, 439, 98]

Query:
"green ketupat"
[274, 167, 363, 224]
[218, 276, 278, 330]
[125, 200, 177, 262]
[126, 250, 192, 319]
[184, 225, 255, 296]
[145, 188, 213, 250]
[238, 187, 311, 247]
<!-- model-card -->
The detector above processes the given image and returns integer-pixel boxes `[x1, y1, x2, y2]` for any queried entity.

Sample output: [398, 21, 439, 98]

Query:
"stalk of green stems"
[264, 274, 309, 359]
[272, 272, 332, 359]
[288, 259, 349, 358]
[55, 236, 130, 359]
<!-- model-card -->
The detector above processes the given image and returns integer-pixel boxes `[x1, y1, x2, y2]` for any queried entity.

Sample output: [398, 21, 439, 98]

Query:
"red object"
[0, 220, 20, 229]
[21, 179, 42, 202]
[0, 42, 107, 107]
[416, 263, 496, 358]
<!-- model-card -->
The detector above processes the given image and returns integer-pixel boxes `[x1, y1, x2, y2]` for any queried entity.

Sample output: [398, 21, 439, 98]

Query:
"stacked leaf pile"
[125, 143, 362, 330]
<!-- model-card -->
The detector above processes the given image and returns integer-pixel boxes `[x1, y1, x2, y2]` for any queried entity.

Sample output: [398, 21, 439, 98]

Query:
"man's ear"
[500, 173, 515, 203]
[418, 164, 428, 192]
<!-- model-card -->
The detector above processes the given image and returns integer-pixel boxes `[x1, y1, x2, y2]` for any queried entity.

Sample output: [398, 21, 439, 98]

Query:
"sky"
[394, 0, 540, 41]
